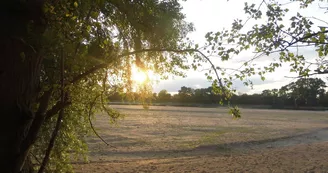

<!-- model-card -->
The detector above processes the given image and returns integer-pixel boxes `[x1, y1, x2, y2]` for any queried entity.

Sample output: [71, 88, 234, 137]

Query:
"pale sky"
[153, 0, 328, 94]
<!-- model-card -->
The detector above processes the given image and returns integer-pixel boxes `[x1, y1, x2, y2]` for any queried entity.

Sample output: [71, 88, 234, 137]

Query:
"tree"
[260, 89, 279, 106]
[320, 91, 328, 106]
[178, 86, 195, 102]
[157, 90, 172, 102]
[279, 78, 326, 108]
[150, 83, 327, 108]
[0, 1, 195, 172]
[193, 88, 212, 103]
[261, 89, 272, 97]
[261, 89, 273, 105]
[203, 0, 328, 94]
[172, 94, 180, 102]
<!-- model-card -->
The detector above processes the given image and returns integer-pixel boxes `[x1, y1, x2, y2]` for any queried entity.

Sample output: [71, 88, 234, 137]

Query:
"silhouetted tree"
[158, 90, 172, 102]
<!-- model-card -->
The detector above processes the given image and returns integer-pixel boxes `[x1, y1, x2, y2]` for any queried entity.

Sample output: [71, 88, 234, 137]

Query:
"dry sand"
[74, 105, 328, 173]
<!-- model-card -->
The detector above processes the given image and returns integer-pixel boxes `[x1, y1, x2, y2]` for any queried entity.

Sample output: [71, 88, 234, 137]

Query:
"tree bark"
[0, 0, 46, 172]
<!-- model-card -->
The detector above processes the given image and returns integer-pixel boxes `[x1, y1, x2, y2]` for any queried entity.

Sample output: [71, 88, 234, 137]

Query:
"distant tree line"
[109, 78, 328, 108]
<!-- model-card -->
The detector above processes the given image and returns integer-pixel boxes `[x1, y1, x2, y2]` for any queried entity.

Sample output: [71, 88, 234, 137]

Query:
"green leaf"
[87, 25, 92, 32]
[319, 33, 325, 43]
[74, 2, 78, 8]
[91, 12, 99, 19]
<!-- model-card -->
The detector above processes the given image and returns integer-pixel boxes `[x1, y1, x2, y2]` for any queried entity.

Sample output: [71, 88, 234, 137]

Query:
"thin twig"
[241, 0, 266, 30]
[279, 1, 295, 6]
[30, 153, 41, 165]
[306, 16, 328, 26]
[284, 71, 328, 78]
[228, 51, 266, 76]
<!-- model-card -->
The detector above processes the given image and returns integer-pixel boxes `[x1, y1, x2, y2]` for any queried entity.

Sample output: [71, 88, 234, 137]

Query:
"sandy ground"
[73, 105, 328, 173]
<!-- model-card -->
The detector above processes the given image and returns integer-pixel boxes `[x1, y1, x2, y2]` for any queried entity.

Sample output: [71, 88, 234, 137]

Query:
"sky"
[153, 0, 328, 94]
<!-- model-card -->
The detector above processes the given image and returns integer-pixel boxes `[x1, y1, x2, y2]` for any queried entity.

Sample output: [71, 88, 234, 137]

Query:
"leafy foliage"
[202, 0, 328, 89]
[229, 106, 241, 119]
[194, 0, 328, 118]
[158, 90, 172, 102]
[29, 0, 195, 172]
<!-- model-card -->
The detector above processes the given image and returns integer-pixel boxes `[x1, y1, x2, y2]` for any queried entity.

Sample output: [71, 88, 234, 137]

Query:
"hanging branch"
[38, 49, 65, 173]
[100, 71, 120, 121]
[85, 72, 117, 148]
[88, 94, 116, 148]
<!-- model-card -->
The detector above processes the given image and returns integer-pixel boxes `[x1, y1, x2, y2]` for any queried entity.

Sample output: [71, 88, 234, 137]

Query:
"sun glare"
[132, 67, 149, 84]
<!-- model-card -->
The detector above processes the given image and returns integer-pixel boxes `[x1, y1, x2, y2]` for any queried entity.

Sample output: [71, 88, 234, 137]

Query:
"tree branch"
[284, 70, 328, 78]
[289, 30, 328, 47]
[88, 95, 116, 147]
[70, 63, 108, 84]
[44, 100, 71, 121]
[38, 48, 65, 173]
[306, 16, 328, 26]
[21, 88, 53, 152]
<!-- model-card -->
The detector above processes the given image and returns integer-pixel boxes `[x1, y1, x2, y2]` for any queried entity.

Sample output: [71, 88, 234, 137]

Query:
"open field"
[74, 105, 328, 173]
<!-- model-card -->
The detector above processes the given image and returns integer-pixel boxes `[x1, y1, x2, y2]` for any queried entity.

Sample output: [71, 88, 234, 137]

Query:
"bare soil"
[73, 105, 328, 173]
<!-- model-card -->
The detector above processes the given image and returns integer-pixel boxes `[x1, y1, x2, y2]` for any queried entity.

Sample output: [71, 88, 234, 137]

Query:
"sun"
[131, 67, 148, 84]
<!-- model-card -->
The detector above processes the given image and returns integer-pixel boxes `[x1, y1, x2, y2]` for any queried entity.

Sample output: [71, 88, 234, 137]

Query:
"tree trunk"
[0, 1, 46, 172]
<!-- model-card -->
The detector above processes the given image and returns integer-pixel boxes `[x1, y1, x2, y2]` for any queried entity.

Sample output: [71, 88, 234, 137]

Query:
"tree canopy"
[1, 0, 195, 172]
